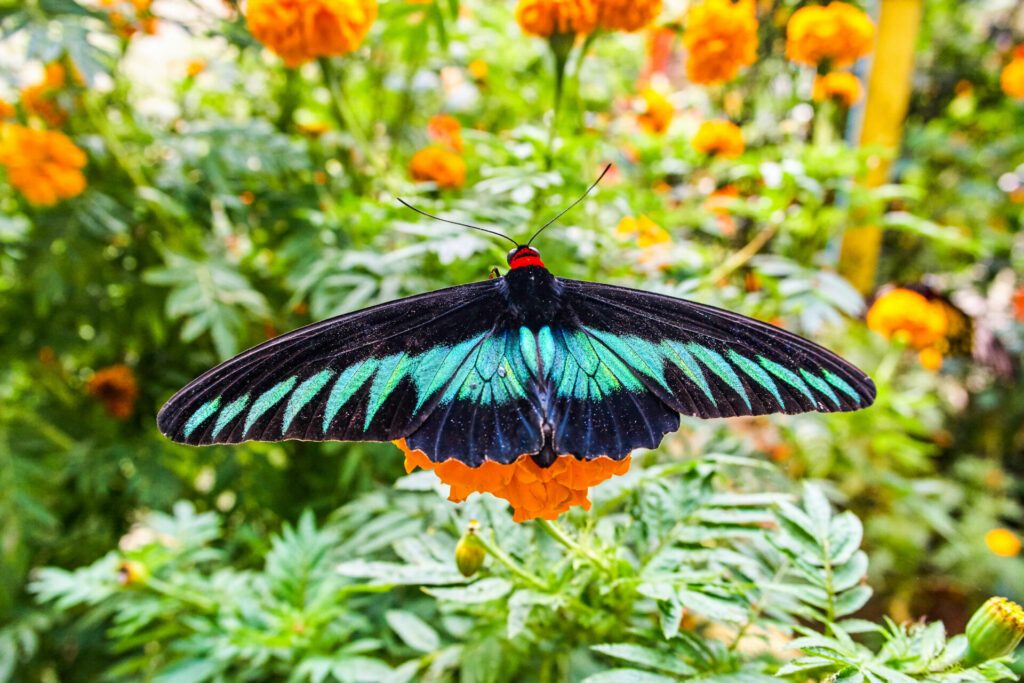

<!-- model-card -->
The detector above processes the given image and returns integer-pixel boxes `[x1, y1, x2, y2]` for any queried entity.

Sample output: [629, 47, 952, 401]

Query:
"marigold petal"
[393, 439, 631, 521]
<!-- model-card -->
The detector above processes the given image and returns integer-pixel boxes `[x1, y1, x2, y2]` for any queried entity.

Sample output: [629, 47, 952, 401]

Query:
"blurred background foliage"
[0, 0, 1023, 680]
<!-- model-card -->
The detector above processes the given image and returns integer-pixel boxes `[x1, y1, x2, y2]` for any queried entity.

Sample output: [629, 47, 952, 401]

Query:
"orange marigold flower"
[918, 346, 943, 372]
[595, 0, 662, 32]
[427, 114, 463, 152]
[637, 88, 673, 134]
[865, 288, 948, 350]
[395, 439, 630, 522]
[409, 145, 466, 188]
[682, 0, 758, 85]
[985, 528, 1022, 558]
[692, 120, 745, 157]
[0, 124, 87, 206]
[515, 0, 597, 37]
[246, 0, 377, 67]
[786, 2, 874, 68]
[1001, 48, 1024, 100]
[22, 63, 71, 128]
[812, 71, 863, 107]
[87, 364, 139, 420]
[616, 214, 670, 247]
[0, 99, 14, 120]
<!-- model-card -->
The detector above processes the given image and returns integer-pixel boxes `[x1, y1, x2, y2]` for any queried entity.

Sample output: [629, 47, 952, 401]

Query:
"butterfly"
[158, 169, 876, 476]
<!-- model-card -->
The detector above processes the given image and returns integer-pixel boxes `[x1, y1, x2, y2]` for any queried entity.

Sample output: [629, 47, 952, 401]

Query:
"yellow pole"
[838, 0, 923, 294]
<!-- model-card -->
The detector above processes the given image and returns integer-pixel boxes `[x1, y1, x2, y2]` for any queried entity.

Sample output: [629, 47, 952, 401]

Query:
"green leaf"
[425, 578, 513, 604]
[582, 669, 678, 683]
[591, 644, 696, 676]
[385, 610, 441, 653]
[834, 585, 872, 617]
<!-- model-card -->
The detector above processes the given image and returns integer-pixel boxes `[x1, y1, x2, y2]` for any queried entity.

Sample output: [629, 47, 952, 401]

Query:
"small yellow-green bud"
[964, 597, 1024, 666]
[455, 520, 486, 577]
[116, 560, 150, 587]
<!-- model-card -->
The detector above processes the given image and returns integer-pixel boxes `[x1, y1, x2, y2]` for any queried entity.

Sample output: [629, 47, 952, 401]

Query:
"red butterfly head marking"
[507, 246, 545, 270]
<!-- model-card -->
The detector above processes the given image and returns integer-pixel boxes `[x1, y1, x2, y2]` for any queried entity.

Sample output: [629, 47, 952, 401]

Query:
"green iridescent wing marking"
[562, 279, 876, 420]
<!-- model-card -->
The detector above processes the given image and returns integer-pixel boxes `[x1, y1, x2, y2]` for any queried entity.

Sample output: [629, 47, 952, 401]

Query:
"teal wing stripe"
[562, 329, 600, 375]
[822, 369, 861, 404]
[474, 332, 506, 380]
[687, 343, 751, 410]
[728, 350, 784, 409]
[585, 328, 669, 390]
[323, 359, 377, 432]
[184, 397, 221, 438]
[537, 326, 557, 379]
[282, 369, 335, 433]
[588, 338, 645, 393]
[757, 356, 816, 405]
[519, 327, 539, 377]
[212, 394, 249, 438]
[799, 368, 840, 407]
[364, 353, 408, 429]
[662, 341, 715, 405]
[244, 377, 298, 436]
[413, 333, 486, 410]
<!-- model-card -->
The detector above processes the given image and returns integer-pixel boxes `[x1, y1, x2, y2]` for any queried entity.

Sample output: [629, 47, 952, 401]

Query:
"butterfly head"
[507, 245, 545, 270]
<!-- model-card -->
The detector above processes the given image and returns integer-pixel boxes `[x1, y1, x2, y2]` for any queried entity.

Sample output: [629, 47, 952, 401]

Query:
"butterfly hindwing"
[157, 281, 509, 446]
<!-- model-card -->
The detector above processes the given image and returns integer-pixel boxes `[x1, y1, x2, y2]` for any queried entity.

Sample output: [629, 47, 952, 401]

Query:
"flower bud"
[455, 520, 486, 577]
[117, 560, 150, 587]
[964, 597, 1024, 665]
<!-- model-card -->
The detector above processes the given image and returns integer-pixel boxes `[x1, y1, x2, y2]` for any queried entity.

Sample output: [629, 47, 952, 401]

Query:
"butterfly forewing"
[561, 279, 876, 421]
[157, 281, 506, 446]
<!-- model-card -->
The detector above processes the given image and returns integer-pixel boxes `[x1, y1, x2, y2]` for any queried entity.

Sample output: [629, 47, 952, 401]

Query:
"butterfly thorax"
[501, 262, 568, 329]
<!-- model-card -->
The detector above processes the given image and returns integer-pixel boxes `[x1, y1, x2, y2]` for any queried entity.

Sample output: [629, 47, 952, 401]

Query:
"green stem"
[275, 68, 300, 133]
[145, 576, 217, 612]
[318, 58, 374, 176]
[544, 33, 575, 170]
[813, 98, 836, 147]
[475, 530, 548, 590]
[536, 518, 610, 571]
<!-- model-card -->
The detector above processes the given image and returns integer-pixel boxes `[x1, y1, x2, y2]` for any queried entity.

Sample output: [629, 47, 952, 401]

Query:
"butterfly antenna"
[397, 198, 519, 247]
[526, 163, 612, 247]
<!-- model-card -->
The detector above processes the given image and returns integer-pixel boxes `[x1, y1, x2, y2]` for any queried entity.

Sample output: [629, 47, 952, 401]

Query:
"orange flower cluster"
[866, 288, 950, 370]
[595, 0, 662, 32]
[616, 214, 670, 247]
[786, 2, 874, 68]
[515, 0, 596, 37]
[427, 114, 464, 152]
[87, 364, 139, 420]
[1001, 47, 1024, 100]
[0, 99, 13, 120]
[246, 0, 377, 67]
[812, 71, 863, 107]
[692, 120, 745, 157]
[682, 0, 758, 85]
[22, 63, 72, 128]
[100, 0, 158, 38]
[396, 439, 630, 522]
[0, 124, 87, 206]
[410, 147, 465, 188]
[637, 88, 673, 134]
[410, 114, 466, 188]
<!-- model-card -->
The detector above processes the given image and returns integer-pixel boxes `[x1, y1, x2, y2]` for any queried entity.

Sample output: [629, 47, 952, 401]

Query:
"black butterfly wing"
[157, 280, 513, 446]
[541, 279, 875, 456]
